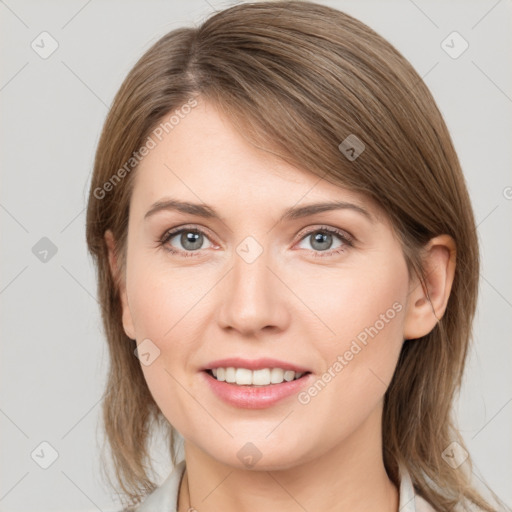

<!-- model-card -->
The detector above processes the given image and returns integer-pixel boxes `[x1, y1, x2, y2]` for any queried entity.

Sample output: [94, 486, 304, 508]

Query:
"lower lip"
[202, 371, 313, 409]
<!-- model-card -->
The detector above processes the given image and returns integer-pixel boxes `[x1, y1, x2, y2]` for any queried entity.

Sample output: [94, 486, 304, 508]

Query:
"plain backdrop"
[1, 0, 511, 511]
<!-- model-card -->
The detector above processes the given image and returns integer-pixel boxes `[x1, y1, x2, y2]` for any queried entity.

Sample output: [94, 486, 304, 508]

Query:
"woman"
[85, 1, 506, 511]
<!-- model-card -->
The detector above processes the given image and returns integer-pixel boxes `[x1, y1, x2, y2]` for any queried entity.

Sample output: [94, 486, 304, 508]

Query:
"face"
[116, 98, 412, 471]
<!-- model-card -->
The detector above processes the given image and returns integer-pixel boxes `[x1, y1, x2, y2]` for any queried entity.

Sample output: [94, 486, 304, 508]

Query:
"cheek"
[292, 254, 408, 345]
[292, 255, 408, 409]
[126, 249, 212, 342]
[124, 255, 215, 422]
[127, 269, 198, 432]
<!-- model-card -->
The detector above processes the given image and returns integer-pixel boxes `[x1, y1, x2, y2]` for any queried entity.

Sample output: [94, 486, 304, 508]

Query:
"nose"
[216, 242, 291, 337]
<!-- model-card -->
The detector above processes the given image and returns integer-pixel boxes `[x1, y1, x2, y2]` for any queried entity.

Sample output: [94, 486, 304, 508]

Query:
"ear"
[403, 235, 456, 340]
[104, 230, 136, 340]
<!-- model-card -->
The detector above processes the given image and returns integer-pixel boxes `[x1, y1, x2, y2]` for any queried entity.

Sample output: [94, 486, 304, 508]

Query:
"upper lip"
[202, 357, 311, 373]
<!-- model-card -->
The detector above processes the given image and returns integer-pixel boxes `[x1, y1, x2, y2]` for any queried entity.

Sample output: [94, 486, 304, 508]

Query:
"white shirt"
[136, 459, 436, 511]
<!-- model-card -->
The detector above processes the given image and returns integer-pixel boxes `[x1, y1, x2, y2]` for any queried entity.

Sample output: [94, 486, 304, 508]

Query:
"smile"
[207, 367, 308, 386]
[202, 369, 312, 409]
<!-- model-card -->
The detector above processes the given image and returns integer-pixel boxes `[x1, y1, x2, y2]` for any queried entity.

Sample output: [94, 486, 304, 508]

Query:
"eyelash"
[158, 225, 354, 258]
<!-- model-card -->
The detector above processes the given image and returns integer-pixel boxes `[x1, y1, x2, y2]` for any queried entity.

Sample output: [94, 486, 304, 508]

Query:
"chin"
[205, 439, 316, 472]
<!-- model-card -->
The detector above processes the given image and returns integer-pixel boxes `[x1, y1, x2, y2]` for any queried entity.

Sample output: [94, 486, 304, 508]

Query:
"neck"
[178, 404, 398, 512]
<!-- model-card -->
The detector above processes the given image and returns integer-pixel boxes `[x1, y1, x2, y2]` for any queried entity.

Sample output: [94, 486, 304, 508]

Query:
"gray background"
[1, 0, 511, 510]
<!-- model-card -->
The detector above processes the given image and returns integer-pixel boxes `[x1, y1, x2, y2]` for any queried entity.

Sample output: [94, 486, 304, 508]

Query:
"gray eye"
[169, 230, 212, 251]
[297, 231, 344, 252]
[310, 232, 333, 251]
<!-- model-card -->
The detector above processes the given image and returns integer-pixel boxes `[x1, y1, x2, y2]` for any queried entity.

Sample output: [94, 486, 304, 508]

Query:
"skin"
[105, 97, 456, 512]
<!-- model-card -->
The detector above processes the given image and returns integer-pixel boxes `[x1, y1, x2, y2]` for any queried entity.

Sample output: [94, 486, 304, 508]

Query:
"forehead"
[131, 99, 381, 219]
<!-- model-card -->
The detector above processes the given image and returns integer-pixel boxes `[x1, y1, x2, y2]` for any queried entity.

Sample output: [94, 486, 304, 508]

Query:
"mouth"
[200, 358, 314, 409]
[203, 367, 312, 387]
[201, 366, 314, 409]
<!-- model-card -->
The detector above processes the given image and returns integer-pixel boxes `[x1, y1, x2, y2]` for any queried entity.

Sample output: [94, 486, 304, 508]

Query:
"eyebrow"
[144, 198, 374, 223]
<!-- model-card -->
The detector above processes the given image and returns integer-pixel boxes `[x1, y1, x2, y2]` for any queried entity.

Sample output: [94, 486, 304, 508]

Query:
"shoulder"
[133, 459, 186, 512]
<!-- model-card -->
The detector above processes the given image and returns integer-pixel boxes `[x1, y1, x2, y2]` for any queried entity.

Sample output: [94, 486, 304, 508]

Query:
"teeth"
[236, 368, 253, 385]
[208, 367, 305, 386]
[226, 367, 236, 383]
[254, 369, 271, 385]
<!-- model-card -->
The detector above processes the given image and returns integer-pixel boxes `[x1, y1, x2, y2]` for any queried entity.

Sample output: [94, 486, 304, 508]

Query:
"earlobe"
[104, 230, 136, 340]
[403, 235, 456, 340]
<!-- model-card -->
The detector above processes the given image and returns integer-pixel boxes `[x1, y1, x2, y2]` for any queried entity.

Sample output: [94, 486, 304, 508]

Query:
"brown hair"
[85, 1, 502, 510]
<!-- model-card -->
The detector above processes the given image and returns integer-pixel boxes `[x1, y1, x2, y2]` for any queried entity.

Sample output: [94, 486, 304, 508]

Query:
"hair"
[85, 1, 504, 511]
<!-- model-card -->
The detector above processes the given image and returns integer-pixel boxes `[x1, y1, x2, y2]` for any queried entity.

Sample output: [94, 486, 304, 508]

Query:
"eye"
[295, 227, 353, 256]
[158, 225, 353, 258]
[159, 226, 214, 256]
